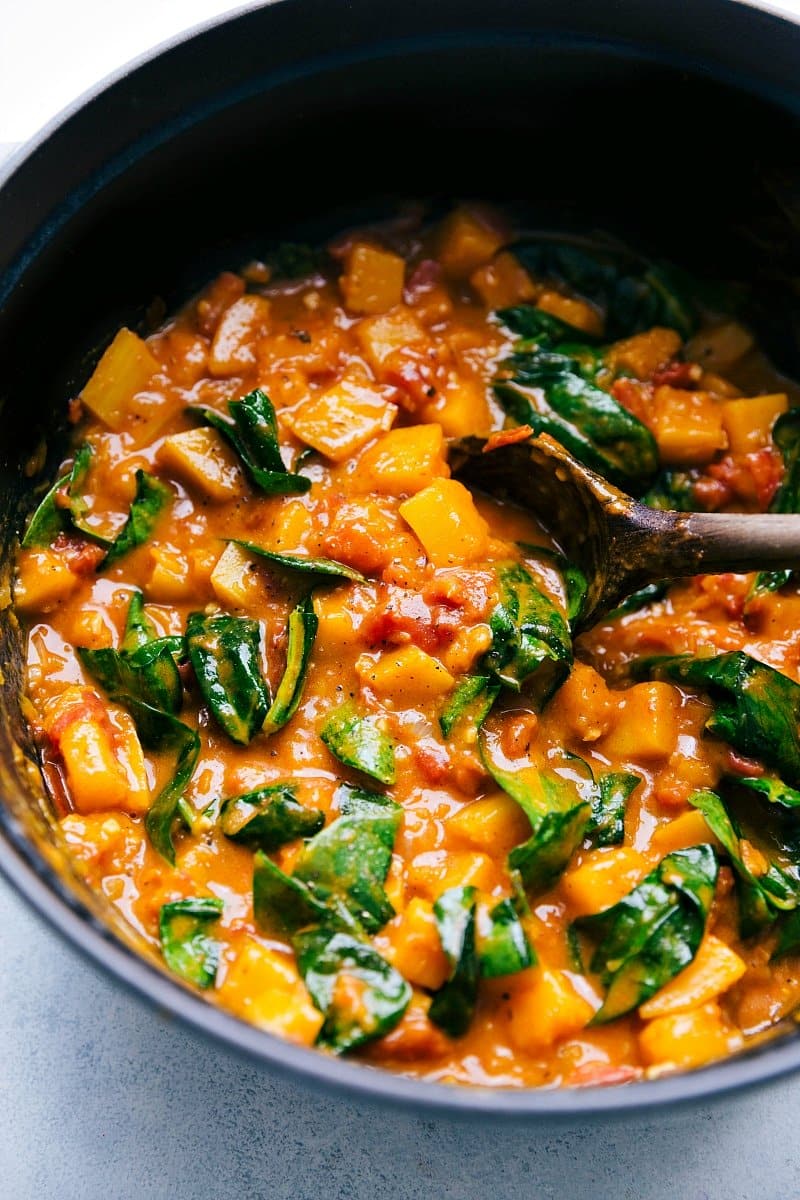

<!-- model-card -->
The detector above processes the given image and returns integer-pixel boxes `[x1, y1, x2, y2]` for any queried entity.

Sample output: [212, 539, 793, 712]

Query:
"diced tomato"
[652, 360, 704, 389]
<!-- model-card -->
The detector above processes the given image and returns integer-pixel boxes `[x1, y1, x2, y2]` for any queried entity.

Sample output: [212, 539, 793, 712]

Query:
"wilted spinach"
[186, 611, 270, 745]
[220, 782, 324, 851]
[159, 897, 223, 989]
[320, 702, 396, 785]
[190, 388, 310, 495]
[574, 844, 717, 1022]
[481, 562, 572, 704]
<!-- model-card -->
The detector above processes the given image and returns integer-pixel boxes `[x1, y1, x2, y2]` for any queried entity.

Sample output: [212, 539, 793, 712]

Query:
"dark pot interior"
[2, 0, 800, 1116]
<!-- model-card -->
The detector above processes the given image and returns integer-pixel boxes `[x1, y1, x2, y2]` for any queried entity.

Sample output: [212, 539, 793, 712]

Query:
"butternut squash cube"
[507, 967, 595, 1052]
[607, 327, 682, 380]
[355, 307, 428, 370]
[437, 208, 505, 279]
[399, 479, 489, 565]
[469, 251, 539, 308]
[639, 935, 746, 1020]
[600, 681, 680, 761]
[340, 243, 406, 315]
[446, 792, 532, 856]
[408, 849, 498, 898]
[43, 686, 149, 816]
[548, 661, 616, 744]
[147, 545, 193, 603]
[686, 320, 754, 372]
[561, 847, 649, 918]
[210, 542, 270, 612]
[650, 809, 721, 857]
[80, 328, 159, 430]
[357, 424, 448, 496]
[650, 387, 727, 465]
[721, 393, 788, 456]
[15, 549, 79, 613]
[357, 645, 454, 707]
[208, 294, 271, 376]
[158, 427, 246, 501]
[426, 380, 492, 440]
[639, 1001, 742, 1070]
[312, 590, 360, 663]
[386, 897, 450, 991]
[537, 290, 604, 337]
[217, 940, 323, 1045]
[287, 374, 397, 461]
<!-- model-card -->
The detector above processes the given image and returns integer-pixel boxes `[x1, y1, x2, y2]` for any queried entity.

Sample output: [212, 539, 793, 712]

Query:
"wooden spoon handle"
[630, 510, 800, 580]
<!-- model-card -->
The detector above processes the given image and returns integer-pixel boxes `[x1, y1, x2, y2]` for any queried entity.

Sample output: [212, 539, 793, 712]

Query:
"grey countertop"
[2, 872, 799, 1199]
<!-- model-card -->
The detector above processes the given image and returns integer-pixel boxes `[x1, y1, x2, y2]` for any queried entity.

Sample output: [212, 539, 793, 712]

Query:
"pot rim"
[3, 0, 800, 1119]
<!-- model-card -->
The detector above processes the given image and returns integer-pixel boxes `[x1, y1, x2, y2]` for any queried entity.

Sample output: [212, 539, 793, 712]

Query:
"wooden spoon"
[452, 430, 800, 632]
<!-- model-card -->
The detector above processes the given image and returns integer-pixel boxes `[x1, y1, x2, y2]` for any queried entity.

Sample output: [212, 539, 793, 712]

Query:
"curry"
[14, 206, 800, 1088]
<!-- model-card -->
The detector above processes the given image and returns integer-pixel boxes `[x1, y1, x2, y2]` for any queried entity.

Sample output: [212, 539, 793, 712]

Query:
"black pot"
[2, 0, 800, 1118]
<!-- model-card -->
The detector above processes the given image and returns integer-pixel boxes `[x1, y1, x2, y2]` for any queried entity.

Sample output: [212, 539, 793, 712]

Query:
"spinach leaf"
[159, 896, 223, 988]
[510, 241, 696, 340]
[262, 595, 319, 736]
[429, 886, 480, 1037]
[689, 789, 800, 936]
[517, 542, 589, 628]
[295, 928, 411, 1052]
[748, 409, 800, 605]
[439, 675, 501, 739]
[220, 783, 324, 851]
[103, 470, 171, 567]
[186, 611, 270, 745]
[78, 591, 183, 716]
[736, 775, 800, 811]
[605, 582, 670, 620]
[642, 469, 697, 512]
[124, 698, 201, 865]
[637, 651, 800, 787]
[294, 785, 402, 932]
[477, 897, 535, 978]
[497, 305, 595, 346]
[575, 845, 717, 1022]
[481, 732, 593, 893]
[252, 833, 410, 1052]
[269, 242, 319, 279]
[230, 540, 365, 583]
[495, 347, 658, 494]
[481, 561, 572, 703]
[588, 771, 641, 848]
[22, 443, 111, 549]
[190, 389, 310, 495]
[320, 702, 396, 785]
[252, 850, 337, 935]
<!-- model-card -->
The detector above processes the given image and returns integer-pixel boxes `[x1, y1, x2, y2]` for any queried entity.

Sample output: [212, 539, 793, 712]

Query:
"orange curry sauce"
[14, 207, 800, 1089]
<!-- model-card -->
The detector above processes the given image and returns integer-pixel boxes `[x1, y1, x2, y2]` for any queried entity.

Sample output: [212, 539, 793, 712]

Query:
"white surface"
[2, 0, 800, 143]
[0, 0, 249, 142]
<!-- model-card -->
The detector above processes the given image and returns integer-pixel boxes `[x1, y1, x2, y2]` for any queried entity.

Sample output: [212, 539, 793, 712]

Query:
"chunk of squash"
[399, 479, 489, 565]
[437, 208, 505, 279]
[639, 1001, 742, 1069]
[80, 328, 159, 430]
[385, 897, 450, 991]
[287, 373, 397, 461]
[650, 387, 727, 466]
[721, 393, 788, 456]
[355, 307, 428, 371]
[639, 935, 746, 1020]
[43, 685, 149, 815]
[536, 290, 604, 337]
[357, 645, 454, 706]
[507, 967, 595, 1052]
[606, 328, 682, 380]
[217, 939, 323, 1045]
[357, 424, 448, 496]
[561, 847, 649, 918]
[600, 681, 680, 761]
[158, 427, 246, 501]
[208, 294, 271, 377]
[469, 251, 539, 308]
[15, 549, 79, 613]
[340, 243, 406, 315]
[446, 792, 532, 856]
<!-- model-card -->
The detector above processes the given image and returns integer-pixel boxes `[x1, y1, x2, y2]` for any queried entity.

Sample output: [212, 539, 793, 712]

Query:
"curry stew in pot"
[15, 208, 800, 1088]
